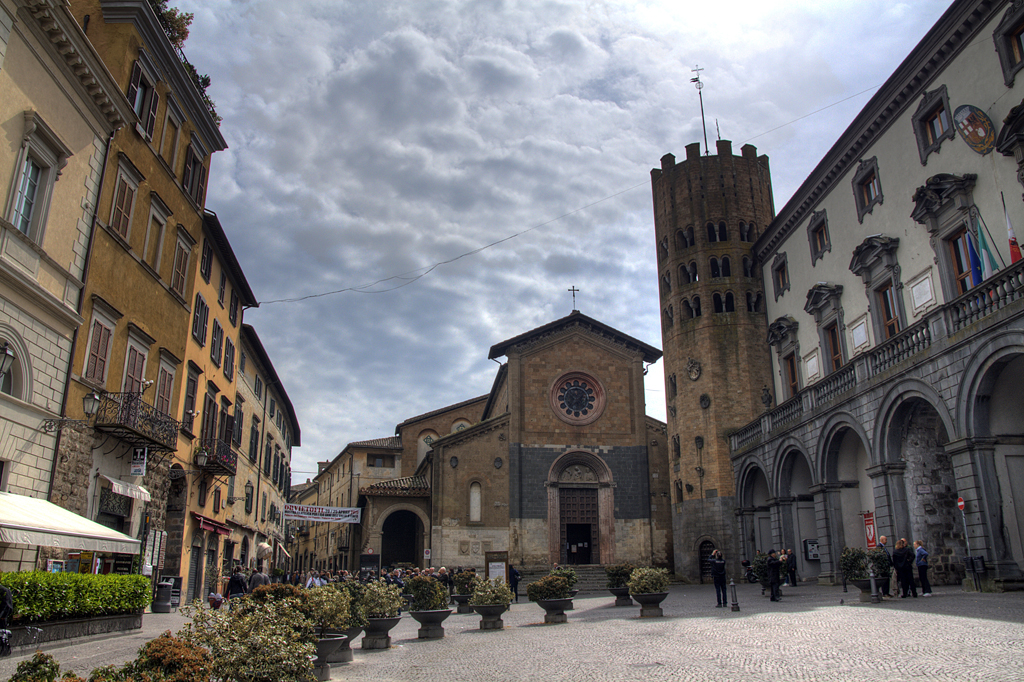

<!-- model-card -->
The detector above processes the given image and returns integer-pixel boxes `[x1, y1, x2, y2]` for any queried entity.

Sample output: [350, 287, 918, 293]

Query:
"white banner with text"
[284, 504, 362, 523]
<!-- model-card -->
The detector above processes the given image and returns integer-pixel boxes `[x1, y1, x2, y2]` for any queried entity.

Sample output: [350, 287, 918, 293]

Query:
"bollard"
[842, 571, 848, 593]
[730, 579, 740, 612]
[869, 571, 879, 604]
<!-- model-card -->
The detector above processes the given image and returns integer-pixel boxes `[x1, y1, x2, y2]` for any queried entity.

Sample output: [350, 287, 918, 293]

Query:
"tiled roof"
[396, 395, 488, 430]
[350, 436, 402, 449]
[360, 475, 430, 497]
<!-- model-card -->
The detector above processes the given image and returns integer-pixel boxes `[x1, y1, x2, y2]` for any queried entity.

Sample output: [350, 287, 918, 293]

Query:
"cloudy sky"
[174, 0, 951, 482]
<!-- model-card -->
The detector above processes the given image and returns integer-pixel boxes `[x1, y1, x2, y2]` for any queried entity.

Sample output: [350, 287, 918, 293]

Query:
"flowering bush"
[179, 598, 315, 682]
[360, 580, 403, 619]
[406, 576, 448, 611]
[469, 577, 513, 607]
[526, 575, 569, 601]
[627, 567, 670, 595]
[453, 570, 479, 595]
[550, 566, 578, 588]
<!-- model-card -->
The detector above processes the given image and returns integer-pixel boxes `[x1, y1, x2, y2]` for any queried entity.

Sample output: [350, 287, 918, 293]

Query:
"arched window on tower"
[713, 293, 724, 313]
[689, 261, 699, 283]
[718, 221, 728, 241]
[752, 292, 763, 312]
[710, 257, 721, 278]
[664, 305, 674, 326]
[725, 292, 735, 312]
[746, 291, 754, 312]
[676, 228, 691, 250]
[662, 272, 671, 293]
[682, 299, 694, 319]
[671, 434, 680, 459]
[679, 263, 692, 285]
[721, 257, 731, 277]
[659, 236, 669, 261]
[706, 222, 717, 242]
[693, 296, 702, 317]
[470, 482, 482, 523]
[740, 222, 753, 242]
[742, 256, 754, 278]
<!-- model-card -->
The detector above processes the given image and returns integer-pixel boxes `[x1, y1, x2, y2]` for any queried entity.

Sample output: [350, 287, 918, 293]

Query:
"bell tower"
[651, 139, 775, 578]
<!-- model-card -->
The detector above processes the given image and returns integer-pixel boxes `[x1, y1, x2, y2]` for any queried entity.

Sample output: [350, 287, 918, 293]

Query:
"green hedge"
[0, 571, 151, 623]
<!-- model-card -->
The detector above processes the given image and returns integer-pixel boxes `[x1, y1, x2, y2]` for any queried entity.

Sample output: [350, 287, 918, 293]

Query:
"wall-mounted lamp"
[228, 480, 253, 504]
[0, 342, 14, 380]
[41, 391, 102, 433]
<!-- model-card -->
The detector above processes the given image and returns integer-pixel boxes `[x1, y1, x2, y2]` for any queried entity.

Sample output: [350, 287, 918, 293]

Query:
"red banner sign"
[863, 512, 877, 548]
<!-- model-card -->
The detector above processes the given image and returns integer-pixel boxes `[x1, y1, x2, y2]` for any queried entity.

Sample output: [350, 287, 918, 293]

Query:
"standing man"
[786, 548, 798, 587]
[226, 566, 249, 609]
[766, 549, 782, 602]
[877, 536, 893, 599]
[249, 564, 271, 592]
[709, 550, 728, 607]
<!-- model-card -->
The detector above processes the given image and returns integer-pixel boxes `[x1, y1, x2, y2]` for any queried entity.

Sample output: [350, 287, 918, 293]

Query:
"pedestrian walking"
[509, 564, 521, 603]
[249, 566, 271, 592]
[766, 549, 782, 602]
[709, 550, 728, 607]
[226, 566, 248, 609]
[892, 538, 917, 598]
[914, 540, 932, 596]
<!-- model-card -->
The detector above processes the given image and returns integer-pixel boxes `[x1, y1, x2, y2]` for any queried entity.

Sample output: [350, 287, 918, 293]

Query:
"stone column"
[811, 483, 842, 583]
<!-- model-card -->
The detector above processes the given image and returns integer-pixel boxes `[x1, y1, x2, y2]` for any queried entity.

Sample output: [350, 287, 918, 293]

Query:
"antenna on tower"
[716, 119, 721, 141]
[691, 65, 709, 155]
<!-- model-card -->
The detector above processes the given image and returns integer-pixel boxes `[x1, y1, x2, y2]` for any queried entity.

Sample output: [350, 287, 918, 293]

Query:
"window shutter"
[127, 62, 142, 109]
[181, 146, 195, 193]
[196, 163, 208, 205]
[145, 91, 160, 139]
[125, 346, 145, 393]
[86, 320, 110, 380]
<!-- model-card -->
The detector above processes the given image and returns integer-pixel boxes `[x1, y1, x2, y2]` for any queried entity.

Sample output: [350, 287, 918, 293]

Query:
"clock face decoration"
[549, 372, 605, 425]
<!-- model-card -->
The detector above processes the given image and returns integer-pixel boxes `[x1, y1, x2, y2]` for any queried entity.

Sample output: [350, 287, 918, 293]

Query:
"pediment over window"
[910, 173, 976, 228]
[849, 235, 900, 284]
[803, 283, 844, 318]
[766, 316, 798, 347]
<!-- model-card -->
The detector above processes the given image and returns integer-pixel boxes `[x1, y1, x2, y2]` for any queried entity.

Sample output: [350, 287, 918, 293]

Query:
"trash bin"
[153, 581, 172, 613]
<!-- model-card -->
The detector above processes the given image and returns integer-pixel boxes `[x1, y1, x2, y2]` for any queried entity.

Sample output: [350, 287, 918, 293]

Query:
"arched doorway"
[779, 449, 819, 579]
[547, 452, 615, 566]
[381, 510, 423, 567]
[698, 540, 716, 584]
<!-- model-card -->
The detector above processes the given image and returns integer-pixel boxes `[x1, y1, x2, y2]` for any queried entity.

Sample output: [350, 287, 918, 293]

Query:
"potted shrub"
[751, 553, 771, 594]
[469, 577, 513, 630]
[551, 565, 579, 608]
[331, 581, 368, 662]
[605, 562, 635, 606]
[406, 576, 452, 639]
[360, 580, 404, 650]
[839, 547, 877, 602]
[304, 586, 351, 676]
[527, 575, 571, 624]
[627, 567, 670, 617]
[452, 570, 480, 614]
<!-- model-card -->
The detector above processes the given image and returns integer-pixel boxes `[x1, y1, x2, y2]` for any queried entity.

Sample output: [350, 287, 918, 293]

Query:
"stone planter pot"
[632, 592, 669, 617]
[323, 627, 361, 663]
[409, 609, 452, 639]
[566, 589, 579, 609]
[535, 597, 573, 624]
[609, 586, 633, 606]
[361, 616, 401, 650]
[849, 578, 875, 603]
[472, 604, 508, 630]
[452, 593, 474, 614]
[313, 636, 345, 681]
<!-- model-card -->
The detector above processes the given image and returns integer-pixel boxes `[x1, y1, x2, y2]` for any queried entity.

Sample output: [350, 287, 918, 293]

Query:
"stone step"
[517, 565, 611, 594]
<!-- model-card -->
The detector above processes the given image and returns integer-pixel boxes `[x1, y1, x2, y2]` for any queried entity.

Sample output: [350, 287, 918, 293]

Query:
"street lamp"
[194, 449, 209, 468]
[228, 480, 253, 504]
[0, 342, 14, 380]
[41, 391, 102, 432]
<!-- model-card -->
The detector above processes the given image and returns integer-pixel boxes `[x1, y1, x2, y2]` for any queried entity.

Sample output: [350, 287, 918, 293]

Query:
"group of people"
[877, 535, 933, 598]
[222, 565, 272, 606]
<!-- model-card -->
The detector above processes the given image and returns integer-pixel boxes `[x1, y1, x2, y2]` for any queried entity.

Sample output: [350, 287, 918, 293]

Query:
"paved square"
[334, 583, 1024, 682]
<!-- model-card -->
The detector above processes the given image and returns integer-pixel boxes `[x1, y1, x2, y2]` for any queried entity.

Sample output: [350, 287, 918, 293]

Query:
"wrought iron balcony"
[196, 437, 237, 476]
[94, 392, 178, 452]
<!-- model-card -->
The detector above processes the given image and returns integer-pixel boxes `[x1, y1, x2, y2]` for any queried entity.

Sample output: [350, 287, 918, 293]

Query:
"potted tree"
[469, 577, 513, 630]
[605, 562, 635, 606]
[360, 581, 404, 650]
[305, 586, 352, 678]
[406, 576, 452, 639]
[527, 575, 571, 624]
[452, 571, 479, 614]
[751, 553, 771, 595]
[627, 567, 670, 617]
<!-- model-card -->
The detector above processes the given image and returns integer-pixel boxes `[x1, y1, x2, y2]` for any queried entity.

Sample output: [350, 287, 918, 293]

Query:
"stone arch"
[774, 441, 819, 579]
[875, 378, 956, 461]
[772, 438, 815, 496]
[818, 411, 872, 480]
[367, 501, 430, 567]
[956, 330, 1024, 438]
[547, 450, 615, 565]
[736, 458, 773, 558]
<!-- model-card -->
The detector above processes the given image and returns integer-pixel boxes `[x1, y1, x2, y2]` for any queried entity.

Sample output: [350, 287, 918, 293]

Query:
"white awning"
[256, 541, 273, 558]
[0, 491, 141, 554]
[278, 544, 291, 559]
[100, 475, 152, 502]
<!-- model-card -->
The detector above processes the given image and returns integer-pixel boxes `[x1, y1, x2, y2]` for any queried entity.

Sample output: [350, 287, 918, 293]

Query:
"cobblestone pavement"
[0, 583, 1019, 682]
[335, 582, 1024, 682]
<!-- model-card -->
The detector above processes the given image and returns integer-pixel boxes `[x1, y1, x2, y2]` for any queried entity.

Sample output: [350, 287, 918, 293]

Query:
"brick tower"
[651, 139, 775, 579]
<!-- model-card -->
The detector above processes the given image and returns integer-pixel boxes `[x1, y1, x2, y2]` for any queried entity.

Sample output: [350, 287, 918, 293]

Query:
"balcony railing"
[196, 437, 237, 476]
[730, 258, 1024, 455]
[94, 392, 178, 452]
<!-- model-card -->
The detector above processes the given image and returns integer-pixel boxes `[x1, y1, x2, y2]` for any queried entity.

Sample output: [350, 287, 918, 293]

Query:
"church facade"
[299, 312, 671, 574]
